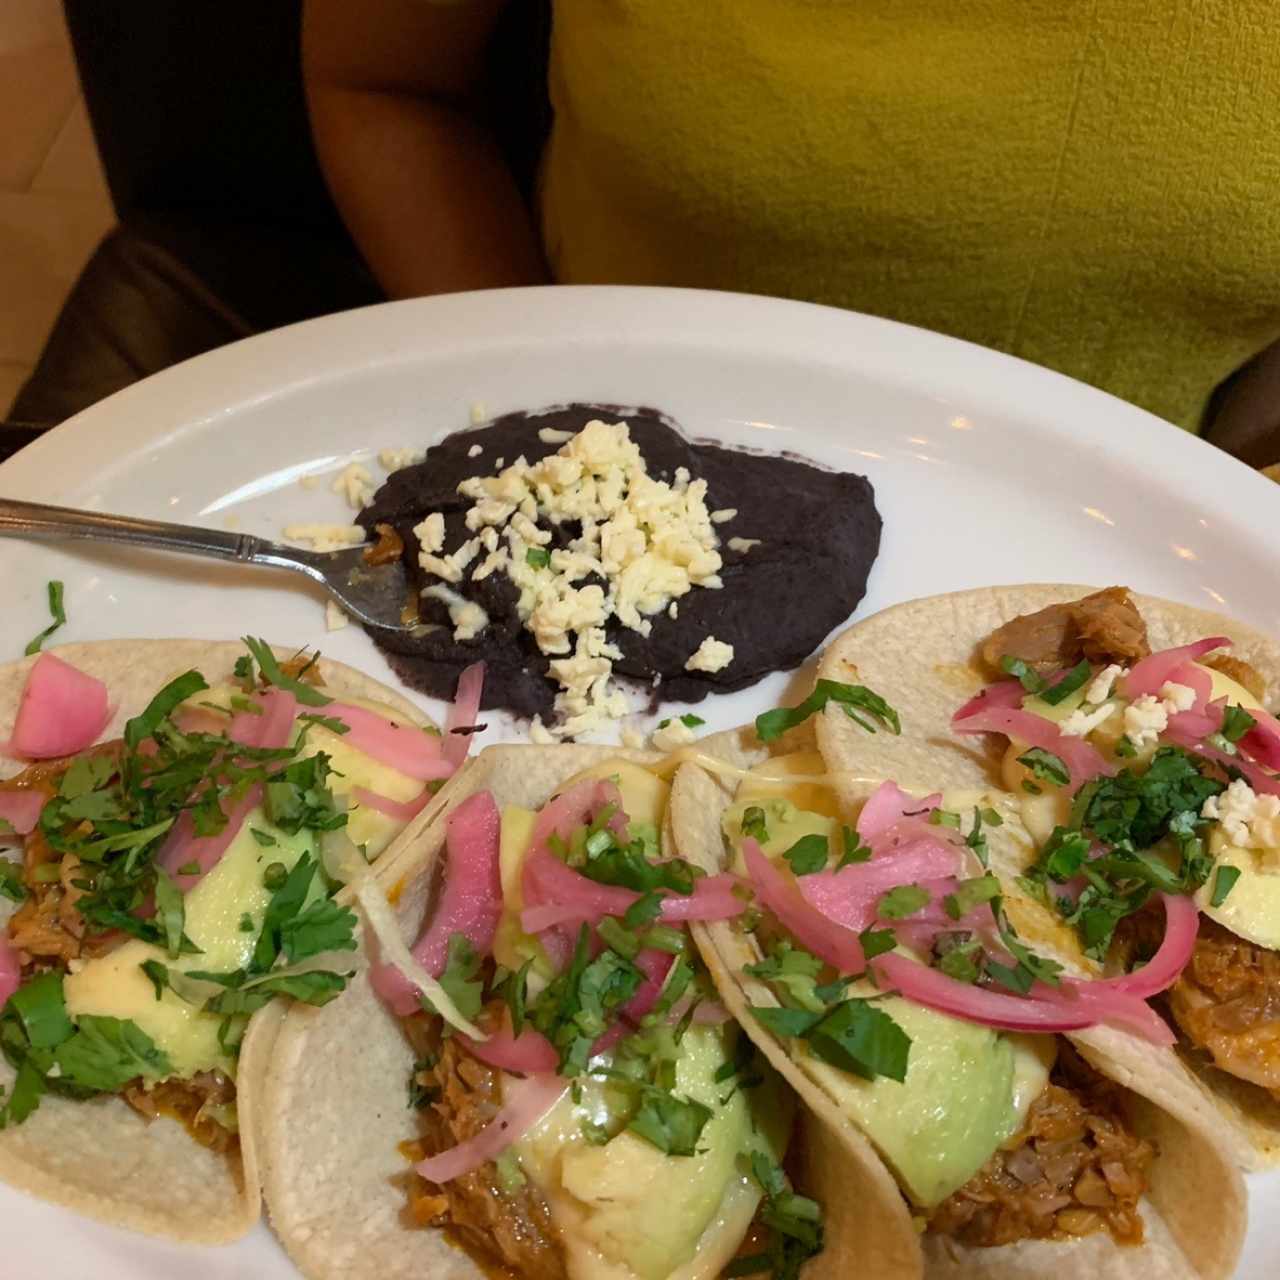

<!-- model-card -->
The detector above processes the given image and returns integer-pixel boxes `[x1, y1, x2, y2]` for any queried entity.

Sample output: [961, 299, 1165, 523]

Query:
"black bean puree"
[358, 405, 881, 722]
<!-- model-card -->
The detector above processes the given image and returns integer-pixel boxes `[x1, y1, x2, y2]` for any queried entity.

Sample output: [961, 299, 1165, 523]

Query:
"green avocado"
[800, 997, 1051, 1209]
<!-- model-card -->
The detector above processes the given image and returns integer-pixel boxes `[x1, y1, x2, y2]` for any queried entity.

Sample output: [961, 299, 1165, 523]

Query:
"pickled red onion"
[621, 949, 676, 1022]
[527, 778, 628, 862]
[1079, 893, 1198, 1000]
[0, 790, 46, 836]
[462, 1019, 559, 1074]
[744, 839, 864, 974]
[856, 781, 942, 844]
[0, 934, 19, 1007]
[229, 689, 297, 750]
[416, 1073, 568, 1183]
[5, 653, 110, 760]
[158, 786, 262, 891]
[1122, 638, 1230, 700]
[375, 790, 503, 1015]
[351, 785, 433, 823]
[1163, 724, 1280, 796]
[872, 952, 1096, 1032]
[952, 680, 1025, 723]
[799, 838, 961, 932]
[324, 702, 454, 781]
[1239, 705, 1280, 771]
[952, 706, 1113, 793]
[444, 662, 485, 770]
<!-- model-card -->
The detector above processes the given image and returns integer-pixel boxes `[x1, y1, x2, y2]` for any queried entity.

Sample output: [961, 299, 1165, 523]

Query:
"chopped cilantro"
[140, 959, 170, 1000]
[727, 1152, 824, 1280]
[858, 927, 896, 960]
[0, 859, 26, 904]
[250, 828, 277, 847]
[943, 874, 1000, 920]
[755, 679, 900, 743]
[806, 999, 911, 1082]
[740, 806, 770, 843]
[626, 1086, 712, 1156]
[238, 912, 255, 933]
[782, 834, 828, 876]
[53, 1015, 171, 1092]
[1114, 736, 1138, 758]
[1038, 659, 1092, 706]
[999, 655, 1046, 694]
[623, 890, 664, 929]
[525, 546, 551, 569]
[152, 868, 185, 959]
[930, 809, 961, 829]
[280, 898, 358, 964]
[424, 934, 485, 1026]
[876, 883, 930, 920]
[1211, 865, 1242, 908]
[935, 935, 983, 984]
[123, 670, 209, 750]
[264, 753, 348, 834]
[23, 580, 66, 656]
[262, 862, 288, 891]
[1017, 747, 1070, 788]
[835, 824, 871, 868]
[241, 637, 332, 707]
[1040, 826, 1091, 881]
[504, 958, 533, 1035]
[7, 973, 73, 1050]
[1221, 704, 1257, 744]
[408, 1055, 439, 1109]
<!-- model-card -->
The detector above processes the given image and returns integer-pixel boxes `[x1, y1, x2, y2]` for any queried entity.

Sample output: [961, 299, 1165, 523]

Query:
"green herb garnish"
[23, 580, 66, 656]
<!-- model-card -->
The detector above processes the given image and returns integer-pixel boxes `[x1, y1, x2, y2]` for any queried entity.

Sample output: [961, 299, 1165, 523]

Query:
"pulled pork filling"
[980, 586, 1150, 677]
[1, 755, 238, 1153]
[928, 1044, 1154, 1247]
[403, 1008, 567, 1280]
[1168, 917, 1280, 1099]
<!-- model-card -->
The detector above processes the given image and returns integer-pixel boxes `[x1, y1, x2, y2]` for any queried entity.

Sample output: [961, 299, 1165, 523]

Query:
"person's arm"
[302, 0, 549, 299]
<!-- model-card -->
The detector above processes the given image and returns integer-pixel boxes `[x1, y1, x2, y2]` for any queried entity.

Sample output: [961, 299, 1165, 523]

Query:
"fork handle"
[0, 497, 292, 566]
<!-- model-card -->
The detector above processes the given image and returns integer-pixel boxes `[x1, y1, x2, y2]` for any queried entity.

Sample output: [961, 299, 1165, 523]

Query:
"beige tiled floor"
[0, 0, 116, 417]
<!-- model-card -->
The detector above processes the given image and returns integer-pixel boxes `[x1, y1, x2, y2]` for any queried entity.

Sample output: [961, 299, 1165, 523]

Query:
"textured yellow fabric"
[540, 1, 1280, 429]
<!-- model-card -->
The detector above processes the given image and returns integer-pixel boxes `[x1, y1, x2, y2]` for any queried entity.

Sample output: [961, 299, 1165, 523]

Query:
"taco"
[815, 584, 1280, 1169]
[670, 708, 1246, 1279]
[257, 743, 819, 1280]
[0, 638, 460, 1242]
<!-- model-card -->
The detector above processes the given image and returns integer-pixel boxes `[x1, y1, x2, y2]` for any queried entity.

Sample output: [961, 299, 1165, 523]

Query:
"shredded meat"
[1166, 917, 1280, 1097]
[980, 587, 1150, 677]
[928, 1044, 1154, 1247]
[123, 1071, 238, 1154]
[364, 522, 405, 567]
[404, 1010, 567, 1280]
[1202, 654, 1267, 703]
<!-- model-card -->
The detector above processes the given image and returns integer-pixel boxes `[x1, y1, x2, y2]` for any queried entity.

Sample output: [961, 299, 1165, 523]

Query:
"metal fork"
[0, 498, 417, 633]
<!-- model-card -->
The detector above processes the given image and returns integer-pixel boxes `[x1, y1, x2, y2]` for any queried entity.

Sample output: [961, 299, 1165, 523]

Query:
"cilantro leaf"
[943, 874, 1000, 920]
[252, 853, 320, 972]
[755, 679, 900, 743]
[280, 898, 358, 964]
[740, 806, 770, 844]
[23, 580, 66, 656]
[525, 546, 550, 569]
[264, 754, 347, 835]
[153, 868, 185, 959]
[858, 927, 896, 960]
[806, 999, 912, 1082]
[782, 834, 828, 876]
[206, 970, 347, 1015]
[626, 1086, 712, 1156]
[423, 934, 484, 1026]
[6, 973, 73, 1050]
[1038, 659, 1093, 706]
[836, 825, 871, 869]
[1017, 747, 1070, 788]
[1221, 705, 1256, 745]
[123, 671, 209, 750]
[0, 859, 27, 904]
[1211, 864, 1241, 908]
[876, 883, 930, 920]
[999, 656, 1046, 694]
[623, 890, 664, 929]
[54, 1015, 171, 1092]
[242, 638, 332, 707]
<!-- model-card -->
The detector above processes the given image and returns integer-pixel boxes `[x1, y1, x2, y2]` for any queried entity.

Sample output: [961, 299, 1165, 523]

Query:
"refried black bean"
[357, 404, 881, 723]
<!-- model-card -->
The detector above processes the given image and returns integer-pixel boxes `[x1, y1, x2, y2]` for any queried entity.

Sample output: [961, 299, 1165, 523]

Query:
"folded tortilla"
[0, 639, 440, 1244]
[672, 717, 1247, 1280]
[814, 584, 1280, 1170]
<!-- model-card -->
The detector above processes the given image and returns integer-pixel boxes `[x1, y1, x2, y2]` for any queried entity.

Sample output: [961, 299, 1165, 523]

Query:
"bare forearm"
[309, 85, 548, 298]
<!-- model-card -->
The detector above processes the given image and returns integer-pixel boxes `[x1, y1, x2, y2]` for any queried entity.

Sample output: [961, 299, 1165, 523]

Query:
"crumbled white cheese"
[528, 716, 555, 745]
[413, 513, 446, 555]
[425, 419, 728, 737]
[468, 444, 483, 459]
[421, 583, 489, 642]
[282, 523, 365, 552]
[727, 537, 761, 554]
[651, 717, 698, 753]
[378, 447, 424, 472]
[1160, 681, 1197, 713]
[685, 636, 734, 674]
[710, 508, 737, 524]
[668, 602, 678, 620]
[332, 462, 376, 510]
[1085, 663, 1125, 705]
[324, 600, 349, 632]
[1202, 779, 1280, 849]
[1123, 694, 1168, 748]
[620, 725, 647, 751]
[1060, 702, 1116, 738]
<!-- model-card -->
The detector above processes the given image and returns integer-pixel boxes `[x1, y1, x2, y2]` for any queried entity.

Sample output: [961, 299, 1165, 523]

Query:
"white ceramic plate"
[0, 286, 1274, 1277]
